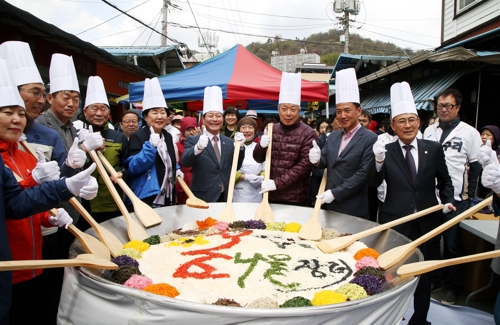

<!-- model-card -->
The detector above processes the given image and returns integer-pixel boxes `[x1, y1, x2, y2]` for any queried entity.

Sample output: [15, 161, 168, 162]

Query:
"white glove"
[66, 137, 86, 169]
[373, 139, 387, 162]
[317, 189, 335, 204]
[176, 169, 184, 180]
[309, 140, 321, 164]
[65, 163, 97, 197]
[77, 127, 90, 143]
[482, 164, 500, 194]
[478, 140, 493, 168]
[234, 132, 245, 142]
[149, 126, 161, 147]
[259, 180, 277, 194]
[197, 134, 209, 151]
[260, 128, 270, 148]
[246, 174, 264, 189]
[19, 133, 27, 142]
[82, 126, 104, 152]
[49, 208, 73, 229]
[79, 177, 98, 200]
[32, 148, 60, 184]
[442, 203, 456, 214]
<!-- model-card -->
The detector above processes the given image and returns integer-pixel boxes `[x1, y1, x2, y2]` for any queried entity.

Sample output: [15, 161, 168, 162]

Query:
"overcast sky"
[8, 0, 442, 55]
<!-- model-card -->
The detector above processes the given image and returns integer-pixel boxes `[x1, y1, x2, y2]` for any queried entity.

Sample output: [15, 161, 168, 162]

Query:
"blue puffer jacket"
[125, 140, 161, 200]
[0, 156, 73, 320]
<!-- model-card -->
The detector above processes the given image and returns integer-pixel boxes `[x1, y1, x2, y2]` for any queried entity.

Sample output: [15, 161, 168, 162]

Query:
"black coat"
[375, 139, 454, 238]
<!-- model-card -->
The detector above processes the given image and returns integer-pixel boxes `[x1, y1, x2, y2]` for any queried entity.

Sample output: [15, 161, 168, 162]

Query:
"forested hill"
[246, 29, 415, 65]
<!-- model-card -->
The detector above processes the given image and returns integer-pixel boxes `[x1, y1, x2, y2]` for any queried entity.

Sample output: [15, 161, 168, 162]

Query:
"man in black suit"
[373, 82, 455, 325]
[182, 86, 244, 202]
[309, 68, 377, 218]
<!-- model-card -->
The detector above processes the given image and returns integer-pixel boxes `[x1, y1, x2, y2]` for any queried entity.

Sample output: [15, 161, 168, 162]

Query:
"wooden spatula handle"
[177, 176, 195, 198]
[398, 249, 500, 278]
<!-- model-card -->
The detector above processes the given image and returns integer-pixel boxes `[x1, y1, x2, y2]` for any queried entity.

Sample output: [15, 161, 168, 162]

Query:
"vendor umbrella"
[128, 44, 328, 103]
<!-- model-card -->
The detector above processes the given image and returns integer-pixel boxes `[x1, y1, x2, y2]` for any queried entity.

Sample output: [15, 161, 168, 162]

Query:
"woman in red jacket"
[0, 104, 72, 324]
[175, 117, 200, 204]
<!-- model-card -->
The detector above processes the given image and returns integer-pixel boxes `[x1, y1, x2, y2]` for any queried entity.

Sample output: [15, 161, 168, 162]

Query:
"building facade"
[271, 52, 320, 73]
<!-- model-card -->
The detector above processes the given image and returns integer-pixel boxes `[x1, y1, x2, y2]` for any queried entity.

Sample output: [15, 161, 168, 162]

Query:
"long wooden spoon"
[317, 204, 444, 253]
[254, 123, 274, 222]
[96, 151, 162, 227]
[0, 254, 118, 271]
[377, 197, 493, 270]
[67, 224, 110, 260]
[70, 198, 123, 258]
[218, 140, 242, 222]
[88, 150, 149, 241]
[19, 140, 124, 257]
[299, 169, 327, 241]
[398, 250, 500, 279]
[9, 169, 111, 260]
[176, 176, 209, 209]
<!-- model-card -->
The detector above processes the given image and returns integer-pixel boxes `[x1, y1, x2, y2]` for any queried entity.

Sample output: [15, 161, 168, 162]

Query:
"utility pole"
[344, 11, 350, 54]
[333, 0, 360, 54]
[160, 0, 169, 75]
[161, 0, 169, 46]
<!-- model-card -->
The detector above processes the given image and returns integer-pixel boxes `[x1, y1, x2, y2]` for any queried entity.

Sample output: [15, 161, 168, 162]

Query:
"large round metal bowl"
[59, 203, 421, 325]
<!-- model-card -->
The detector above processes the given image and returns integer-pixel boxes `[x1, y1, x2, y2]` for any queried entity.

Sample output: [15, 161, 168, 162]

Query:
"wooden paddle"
[176, 176, 209, 209]
[398, 250, 500, 279]
[9, 170, 111, 260]
[0, 254, 118, 271]
[96, 151, 162, 227]
[218, 139, 242, 223]
[88, 150, 149, 241]
[69, 197, 123, 258]
[254, 123, 274, 222]
[377, 197, 493, 270]
[19, 140, 124, 257]
[299, 169, 327, 241]
[67, 224, 111, 260]
[317, 204, 444, 253]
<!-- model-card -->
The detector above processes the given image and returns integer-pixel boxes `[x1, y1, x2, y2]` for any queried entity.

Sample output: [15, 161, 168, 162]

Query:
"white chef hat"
[142, 77, 167, 112]
[0, 58, 26, 109]
[49, 53, 79, 94]
[390, 81, 417, 119]
[202, 86, 223, 115]
[85, 76, 109, 108]
[335, 68, 359, 105]
[0, 41, 43, 86]
[278, 72, 301, 105]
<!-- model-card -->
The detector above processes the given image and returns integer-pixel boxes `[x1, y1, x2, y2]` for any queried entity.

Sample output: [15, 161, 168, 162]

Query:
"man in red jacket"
[253, 72, 316, 206]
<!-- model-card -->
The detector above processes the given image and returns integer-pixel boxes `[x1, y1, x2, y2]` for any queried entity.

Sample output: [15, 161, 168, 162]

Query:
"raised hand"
[149, 126, 161, 147]
[66, 137, 86, 169]
[309, 140, 321, 164]
[32, 148, 60, 184]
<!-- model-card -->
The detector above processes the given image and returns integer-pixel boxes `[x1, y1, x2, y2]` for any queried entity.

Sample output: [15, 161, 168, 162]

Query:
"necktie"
[213, 136, 224, 193]
[213, 136, 221, 164]
[403, 145, 417, 184]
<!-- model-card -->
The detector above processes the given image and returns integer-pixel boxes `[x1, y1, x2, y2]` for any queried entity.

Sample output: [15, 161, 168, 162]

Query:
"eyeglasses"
[19, 88, 46, 100]
[437, 103, 458, 110]
[122, 119, 138, 124]
[393, 117, 419, 126]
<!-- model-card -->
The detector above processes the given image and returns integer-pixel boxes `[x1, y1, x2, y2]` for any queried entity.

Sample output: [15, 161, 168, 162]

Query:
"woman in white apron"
[233, 117, 264, 203]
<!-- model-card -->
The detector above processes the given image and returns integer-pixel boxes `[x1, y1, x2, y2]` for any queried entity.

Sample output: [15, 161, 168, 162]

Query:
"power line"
[186, 0, 213, 57]
[76, 0, 150, 35]
[355, 21, 440, 39]
[177, 6, 331, 30]
[131, 10, 162, 45]
[100, 0, 186, 47]
[353, 27, 437, 48]
[175, 0, 331, 21]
